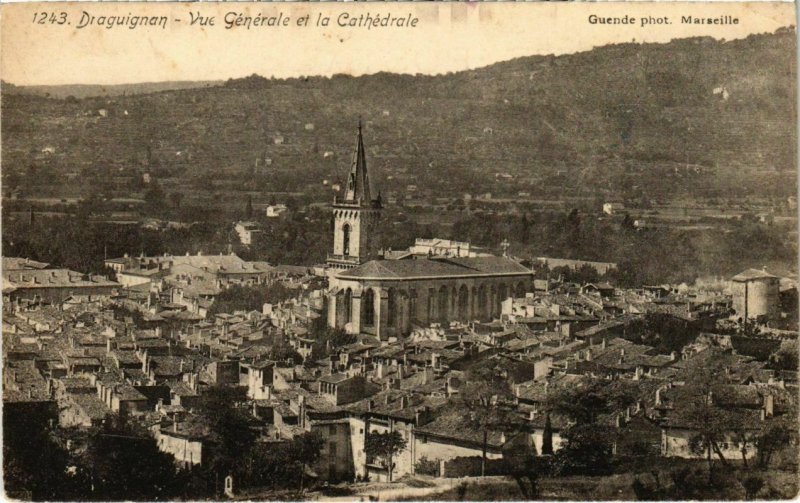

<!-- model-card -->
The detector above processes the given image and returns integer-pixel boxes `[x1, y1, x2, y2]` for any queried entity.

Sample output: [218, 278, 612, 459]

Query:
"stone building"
[730, 268, 780, 323]
[326, 123, 533, 338]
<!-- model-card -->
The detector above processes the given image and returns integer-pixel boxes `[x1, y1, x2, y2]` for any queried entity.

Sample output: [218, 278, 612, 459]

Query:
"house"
[234, 221, 262, 246]
[266, 204, 288, 218]
[157, 421, 209, 468]
[412, 407, 519, 476]
[3, 268, 119, 305]
[603, 202, 624, 215]
[318, 374, 380, 406]
[657, 382, 795, 460]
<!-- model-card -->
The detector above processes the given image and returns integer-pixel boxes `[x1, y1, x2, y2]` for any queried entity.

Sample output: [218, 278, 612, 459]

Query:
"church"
[326, 122, 534, 339]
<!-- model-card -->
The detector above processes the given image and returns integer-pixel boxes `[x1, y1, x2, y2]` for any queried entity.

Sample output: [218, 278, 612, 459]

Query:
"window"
[342, 224, 351, 256]
[329, 425, 336, 435]
[362, 289, 375, 326]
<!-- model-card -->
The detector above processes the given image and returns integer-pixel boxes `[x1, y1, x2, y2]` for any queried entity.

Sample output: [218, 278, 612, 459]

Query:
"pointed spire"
[343, 119, 375, 206]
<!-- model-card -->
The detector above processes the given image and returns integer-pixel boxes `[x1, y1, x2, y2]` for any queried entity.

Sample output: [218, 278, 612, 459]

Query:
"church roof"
[336, 256, 532, 281]
[340, 121, 380, 208]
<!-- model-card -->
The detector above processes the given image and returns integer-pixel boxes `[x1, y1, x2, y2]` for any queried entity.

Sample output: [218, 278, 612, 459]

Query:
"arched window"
[362, 289, 375, 326]
[343, 288, 352, 325]
[498, 283, 508, 303]
[478, 285, 488, 320]
[387, 288, 397, 328]
[458, 285, 470, 321]
[438, 286, 449, 322]
[342, 224, 351, 256]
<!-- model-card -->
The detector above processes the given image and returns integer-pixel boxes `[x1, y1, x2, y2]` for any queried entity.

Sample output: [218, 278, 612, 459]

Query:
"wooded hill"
[2, 29, 796, 206]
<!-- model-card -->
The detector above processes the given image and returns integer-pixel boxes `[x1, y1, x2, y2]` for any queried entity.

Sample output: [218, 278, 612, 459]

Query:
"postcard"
[1, 2, 797, 501]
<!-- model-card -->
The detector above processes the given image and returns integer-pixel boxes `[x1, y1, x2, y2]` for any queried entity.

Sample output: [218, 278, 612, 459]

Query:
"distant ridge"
[2, 29, 796, 204]
[1, 80, 224, 99]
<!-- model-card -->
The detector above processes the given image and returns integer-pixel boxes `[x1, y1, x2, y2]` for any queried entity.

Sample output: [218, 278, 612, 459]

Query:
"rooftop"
[337, 256, 531, 281]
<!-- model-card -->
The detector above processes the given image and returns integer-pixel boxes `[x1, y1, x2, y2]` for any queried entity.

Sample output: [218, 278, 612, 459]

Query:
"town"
[3, 122, 798, 501]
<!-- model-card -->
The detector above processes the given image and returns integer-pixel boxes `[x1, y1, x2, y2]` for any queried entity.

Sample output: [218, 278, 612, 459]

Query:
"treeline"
[4, 203, 794, 287]
[450, 210, 795, 286]
[3, 386, 327, 501]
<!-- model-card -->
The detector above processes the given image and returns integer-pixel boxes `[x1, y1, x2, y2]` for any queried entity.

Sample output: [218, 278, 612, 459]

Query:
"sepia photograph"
[0, 2, 798, 501]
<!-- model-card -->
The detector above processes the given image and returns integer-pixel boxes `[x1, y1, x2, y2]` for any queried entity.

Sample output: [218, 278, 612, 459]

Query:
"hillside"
[1, 80, 223, 99]
[2, 29, 796, 210]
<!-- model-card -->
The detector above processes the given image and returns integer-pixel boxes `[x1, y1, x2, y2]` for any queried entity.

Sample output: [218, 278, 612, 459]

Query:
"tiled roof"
[731, 269, 778, 282]
[72, 394, 111, 420]
[338, 256, 531, 280]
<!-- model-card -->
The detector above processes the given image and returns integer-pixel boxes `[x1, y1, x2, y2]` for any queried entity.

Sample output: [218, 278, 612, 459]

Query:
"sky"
[1, 2, 795, 86]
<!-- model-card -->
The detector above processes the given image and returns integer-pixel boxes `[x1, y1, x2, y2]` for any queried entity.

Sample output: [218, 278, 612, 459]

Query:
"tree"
[550, 423, 615, 476]
[80, 416, 179, 500]
[195, 385, 257, 489]
[3, 403, 79, 500]
[684, 382, 732, 483]
[457, 362, 515, 476]
[245, 432, 322, 493]
[365, 431, 407, 482]
[547, 379, 635, 426]
[208, 283, 295, 316]
[292, 431, 324, 493]
[730, 423, 758, 470]
[742, 475, 764, 500]
[245, 195, 253, 219]
[505, 443, 546, 499]
[541, 412, 554, 456]
[143, 181, 167, 215]
[755, 422, 791, 468]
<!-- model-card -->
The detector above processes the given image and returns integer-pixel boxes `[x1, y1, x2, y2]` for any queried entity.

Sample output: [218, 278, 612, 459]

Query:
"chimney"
[157, 398, 163, 411]
[620, 347, 626, 357]
[400, 395, 409, 409]
[367, 400, 373, 412]
[173, 421, 178, 433]
[375, 363, 385, 379]
[670, 351, 677, 362]
[398, 366, 405, 380]
[760, 409, 766, 421]
[585, 349, 593, 362]
[764, 394, 774, 418]
[655, 387, 662, 406]
[601, 338, 607, 349]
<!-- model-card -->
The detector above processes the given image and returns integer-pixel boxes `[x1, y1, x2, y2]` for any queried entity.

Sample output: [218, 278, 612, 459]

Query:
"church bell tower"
[328, 120, 382, 270]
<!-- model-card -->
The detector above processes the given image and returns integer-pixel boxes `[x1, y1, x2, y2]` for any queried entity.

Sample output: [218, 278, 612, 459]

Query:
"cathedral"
[326, 122, 534, 339]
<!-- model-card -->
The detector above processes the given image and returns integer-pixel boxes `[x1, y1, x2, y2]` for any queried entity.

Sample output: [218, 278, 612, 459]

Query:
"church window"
[363, 289, 375, 326]
[342, 224, 351, 256]
[387, 288, 397, 327]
